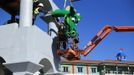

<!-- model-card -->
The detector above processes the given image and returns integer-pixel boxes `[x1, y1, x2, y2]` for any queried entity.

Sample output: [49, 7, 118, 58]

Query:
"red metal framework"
[83, 25, 134, 56]
[57, 25, 134, 60]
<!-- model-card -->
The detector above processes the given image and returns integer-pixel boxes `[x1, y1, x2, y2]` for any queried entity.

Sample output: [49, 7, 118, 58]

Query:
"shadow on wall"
[39, 58, 54, 74]
[39, 40, 61, 74]
[0, 56, 13, 75]
[52, 37, 60, 70]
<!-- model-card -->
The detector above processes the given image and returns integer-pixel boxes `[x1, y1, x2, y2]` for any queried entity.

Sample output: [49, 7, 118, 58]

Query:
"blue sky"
[0, 0, 134, 61]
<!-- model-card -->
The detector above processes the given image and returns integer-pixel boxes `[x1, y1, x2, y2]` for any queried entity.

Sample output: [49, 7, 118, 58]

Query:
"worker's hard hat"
[38, 3, 44, 7]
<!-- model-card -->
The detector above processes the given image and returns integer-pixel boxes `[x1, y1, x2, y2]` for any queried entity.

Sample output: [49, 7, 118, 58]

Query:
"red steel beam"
[113, 26, 134, 32]
[82, 25, 134, 56]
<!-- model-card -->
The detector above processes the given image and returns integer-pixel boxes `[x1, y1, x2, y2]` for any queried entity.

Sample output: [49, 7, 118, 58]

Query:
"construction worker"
[33, 0, 44, 25]
[51, 6, 81, 49]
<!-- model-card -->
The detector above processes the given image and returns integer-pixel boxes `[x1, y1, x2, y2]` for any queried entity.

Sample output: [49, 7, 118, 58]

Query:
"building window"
[77, 67, 83, 73]
[91, 68, 96, 73]
[63, 66, 68, 72]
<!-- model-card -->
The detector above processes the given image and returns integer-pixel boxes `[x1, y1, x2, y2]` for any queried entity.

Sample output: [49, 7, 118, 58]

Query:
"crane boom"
[82, 25, 134, 56]
[113, 26, 134, 32]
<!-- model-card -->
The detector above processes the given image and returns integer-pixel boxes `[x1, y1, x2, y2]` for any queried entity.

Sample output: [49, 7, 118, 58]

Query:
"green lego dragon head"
[66, 6, 81, 24]
[71, 13, 81, 26]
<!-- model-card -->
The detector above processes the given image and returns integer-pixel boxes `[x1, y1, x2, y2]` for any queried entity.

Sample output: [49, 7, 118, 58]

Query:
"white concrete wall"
[0, 23, 59, 74]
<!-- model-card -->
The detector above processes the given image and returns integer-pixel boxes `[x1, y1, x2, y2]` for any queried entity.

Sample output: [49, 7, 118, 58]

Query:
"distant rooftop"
[61, 60, 134, 66]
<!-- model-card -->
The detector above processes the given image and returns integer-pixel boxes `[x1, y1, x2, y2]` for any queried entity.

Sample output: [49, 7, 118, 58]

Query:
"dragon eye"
[72, 17, 75, 22]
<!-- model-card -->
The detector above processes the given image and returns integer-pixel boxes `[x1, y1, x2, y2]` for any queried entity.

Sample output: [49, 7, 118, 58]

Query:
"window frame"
[63, 66, 69, 72]
[77, 66, 83, 73]
[91, 67, 97, 73]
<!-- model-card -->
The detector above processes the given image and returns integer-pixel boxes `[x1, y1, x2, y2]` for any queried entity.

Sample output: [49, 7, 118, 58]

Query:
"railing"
[105, 71, 134, 75]
[105, 74, 134, 75]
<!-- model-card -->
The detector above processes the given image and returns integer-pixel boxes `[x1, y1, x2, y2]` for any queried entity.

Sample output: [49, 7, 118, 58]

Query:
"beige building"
[60, 60, 134, 75]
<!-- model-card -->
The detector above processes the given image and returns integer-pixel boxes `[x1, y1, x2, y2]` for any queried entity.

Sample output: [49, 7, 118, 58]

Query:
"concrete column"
[101, 65, 106, 75]
[103, 65, 106, 74]
[116, 66, 118, 74]
[19, 0, 33, 27]
[128, 67, 130, 74]
[38, 0, 61, 74]
[48, 0, 59, 38]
